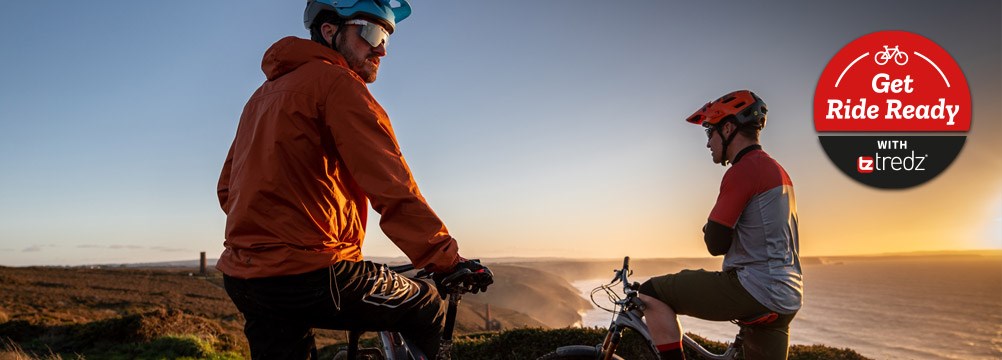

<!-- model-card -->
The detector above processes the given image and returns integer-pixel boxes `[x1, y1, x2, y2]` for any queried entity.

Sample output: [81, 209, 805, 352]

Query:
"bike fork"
[599, 325, 623, 360]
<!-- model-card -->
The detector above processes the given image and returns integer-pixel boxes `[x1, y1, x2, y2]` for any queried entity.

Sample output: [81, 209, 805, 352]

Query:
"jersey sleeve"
[708, 165, 758, 228]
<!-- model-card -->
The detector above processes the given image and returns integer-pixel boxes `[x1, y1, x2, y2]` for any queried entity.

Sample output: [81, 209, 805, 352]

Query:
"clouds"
[21, 244, 55, 252]
[23, 245, 43, 252]
[15, 242, 191, 253]
[1, 242, 199, 266]
[74, 244, 189, 252]
[15, 244, 190, 253]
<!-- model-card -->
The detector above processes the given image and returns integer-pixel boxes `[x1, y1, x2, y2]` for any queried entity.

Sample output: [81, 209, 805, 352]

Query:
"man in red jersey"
[639, 90, 803, 360]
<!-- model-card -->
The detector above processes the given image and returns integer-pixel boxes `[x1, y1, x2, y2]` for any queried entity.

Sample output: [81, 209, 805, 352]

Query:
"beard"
[710, 146, 724, 164]
[337, 37, 380, 83]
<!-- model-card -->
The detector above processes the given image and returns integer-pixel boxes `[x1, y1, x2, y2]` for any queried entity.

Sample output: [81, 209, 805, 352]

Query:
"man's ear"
[321, 22, 339, 45]
[722, 122, 736, 137]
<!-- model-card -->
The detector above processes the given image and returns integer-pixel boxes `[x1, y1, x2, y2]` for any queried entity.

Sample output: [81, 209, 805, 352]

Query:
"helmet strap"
[318, 20, 346, 53]
[718, 122, 740, 167]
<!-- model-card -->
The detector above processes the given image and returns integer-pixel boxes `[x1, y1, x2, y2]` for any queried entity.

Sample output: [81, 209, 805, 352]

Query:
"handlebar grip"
[623, 256, 630, 272]
[441, 268, 473, 286]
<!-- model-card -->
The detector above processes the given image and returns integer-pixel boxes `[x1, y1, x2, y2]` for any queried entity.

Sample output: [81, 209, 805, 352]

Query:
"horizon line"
[5, 248, 1000, 268]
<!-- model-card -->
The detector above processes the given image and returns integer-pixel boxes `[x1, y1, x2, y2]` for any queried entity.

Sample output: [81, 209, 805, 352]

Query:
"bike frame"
[377, 331, 409, 359]
[341, 265, 463, 360]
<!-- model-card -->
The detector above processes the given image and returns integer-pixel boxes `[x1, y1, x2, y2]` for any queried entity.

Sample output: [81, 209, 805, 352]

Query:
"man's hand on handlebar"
[432, 258, 494, 295]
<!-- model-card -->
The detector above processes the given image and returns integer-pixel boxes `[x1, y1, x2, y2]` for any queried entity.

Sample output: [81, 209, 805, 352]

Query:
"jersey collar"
[732, 144, 762, 165]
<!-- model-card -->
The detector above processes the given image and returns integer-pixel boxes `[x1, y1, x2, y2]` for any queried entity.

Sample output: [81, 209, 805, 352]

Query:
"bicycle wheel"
[536, 345, 625, 360]
[874, 52, 889, 65]
[894, 51, 908, 65]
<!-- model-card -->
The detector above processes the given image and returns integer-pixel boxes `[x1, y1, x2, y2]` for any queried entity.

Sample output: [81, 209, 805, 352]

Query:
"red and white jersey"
[710, 147, 803, 314]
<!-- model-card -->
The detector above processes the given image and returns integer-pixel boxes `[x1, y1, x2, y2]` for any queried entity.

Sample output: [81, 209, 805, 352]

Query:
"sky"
[0, 1, 999, 266]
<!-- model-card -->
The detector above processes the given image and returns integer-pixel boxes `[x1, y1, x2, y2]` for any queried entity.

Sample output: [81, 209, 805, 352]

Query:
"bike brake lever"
[610, 269, 622, 284]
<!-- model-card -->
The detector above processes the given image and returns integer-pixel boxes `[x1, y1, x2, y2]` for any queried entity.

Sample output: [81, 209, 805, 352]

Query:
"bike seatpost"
[347, 330, 361, 359]
[442, 293, 460, 341]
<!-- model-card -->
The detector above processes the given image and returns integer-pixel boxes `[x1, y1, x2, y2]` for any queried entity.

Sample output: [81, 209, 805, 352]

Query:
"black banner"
[818, 136, 966, 189]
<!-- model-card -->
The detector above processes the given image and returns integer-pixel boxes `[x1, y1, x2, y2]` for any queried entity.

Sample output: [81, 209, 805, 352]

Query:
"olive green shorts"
[639, 269, 797, 360]
[640, 269, 771, 321]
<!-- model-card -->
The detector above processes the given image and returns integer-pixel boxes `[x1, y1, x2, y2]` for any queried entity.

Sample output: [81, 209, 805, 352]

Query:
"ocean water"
[573, 258, 1002, 360]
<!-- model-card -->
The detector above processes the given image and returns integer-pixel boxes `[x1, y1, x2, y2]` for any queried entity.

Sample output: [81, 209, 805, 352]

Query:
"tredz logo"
[855, 152, 927, 174]
[857, 156, 874, 173]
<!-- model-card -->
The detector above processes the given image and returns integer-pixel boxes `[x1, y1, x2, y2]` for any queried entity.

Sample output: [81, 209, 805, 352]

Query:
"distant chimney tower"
[484, 303, 501, 331]
[485, 303, 491, 330]
[199, 252, 207, 276]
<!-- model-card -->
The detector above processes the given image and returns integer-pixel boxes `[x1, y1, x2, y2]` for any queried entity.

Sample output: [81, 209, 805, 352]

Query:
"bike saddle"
[734, 312, 779, 326]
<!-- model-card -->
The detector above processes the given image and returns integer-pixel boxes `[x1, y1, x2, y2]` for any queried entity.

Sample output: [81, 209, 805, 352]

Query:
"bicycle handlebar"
[440, 268, 473, 287]
[394, 263, 491, 295]
[613, 256, 632, 285]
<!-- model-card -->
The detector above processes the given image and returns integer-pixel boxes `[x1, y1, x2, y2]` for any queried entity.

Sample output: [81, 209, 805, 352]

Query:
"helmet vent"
[732, 101, 746, 109]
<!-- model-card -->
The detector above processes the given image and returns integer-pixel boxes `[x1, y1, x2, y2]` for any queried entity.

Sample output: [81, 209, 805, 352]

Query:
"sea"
[572, 258, 1002, 360]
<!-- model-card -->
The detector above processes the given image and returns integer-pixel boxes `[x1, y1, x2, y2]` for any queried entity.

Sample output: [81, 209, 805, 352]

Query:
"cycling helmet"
[686, 90, 768, 166]
[304, 0, 412, 33]
[685, 90, 767, 129]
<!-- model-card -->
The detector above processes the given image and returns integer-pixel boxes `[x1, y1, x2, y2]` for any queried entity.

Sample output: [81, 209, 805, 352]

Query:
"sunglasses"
[344, 19, 390, 48]
[703, 125, 717, 139]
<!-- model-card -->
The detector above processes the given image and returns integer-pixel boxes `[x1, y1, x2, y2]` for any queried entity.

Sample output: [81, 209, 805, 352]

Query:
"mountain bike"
[538, 257, 776, 360]
[333, 263, 489, 360]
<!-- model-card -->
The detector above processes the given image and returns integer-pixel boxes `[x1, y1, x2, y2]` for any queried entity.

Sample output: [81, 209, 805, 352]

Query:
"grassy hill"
[0, 263, 871, 359]
[0, 263, 582, 358]
[2, 316, 871, 359]
[463, 264, 591, 328]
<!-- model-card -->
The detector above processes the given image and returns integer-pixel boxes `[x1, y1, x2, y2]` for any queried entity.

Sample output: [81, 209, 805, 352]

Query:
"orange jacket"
[216, 36, 459, 279]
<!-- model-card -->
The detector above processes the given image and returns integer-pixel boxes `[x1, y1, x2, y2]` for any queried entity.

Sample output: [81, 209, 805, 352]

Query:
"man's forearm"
[703, 220, 733, 256]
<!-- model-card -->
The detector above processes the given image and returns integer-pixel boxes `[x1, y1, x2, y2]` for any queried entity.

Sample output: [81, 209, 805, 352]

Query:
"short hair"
[737, 120, 763, 141]
[309, 10, 342, 44]
[720, 115, 763, 141]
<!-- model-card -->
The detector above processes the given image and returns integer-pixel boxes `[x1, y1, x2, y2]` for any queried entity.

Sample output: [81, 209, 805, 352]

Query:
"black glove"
[434, 259, 494, 295]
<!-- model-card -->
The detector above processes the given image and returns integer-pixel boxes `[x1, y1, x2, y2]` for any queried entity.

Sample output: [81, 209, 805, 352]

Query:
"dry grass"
[0, 264, 579, 357]
[0, 337, 74, 360]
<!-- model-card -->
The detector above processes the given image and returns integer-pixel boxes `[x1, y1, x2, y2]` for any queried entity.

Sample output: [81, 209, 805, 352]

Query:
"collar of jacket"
[261, 36, 350, 81]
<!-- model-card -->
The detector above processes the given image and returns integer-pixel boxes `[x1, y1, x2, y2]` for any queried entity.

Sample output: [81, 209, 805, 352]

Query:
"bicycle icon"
[874, 45, 908, 65]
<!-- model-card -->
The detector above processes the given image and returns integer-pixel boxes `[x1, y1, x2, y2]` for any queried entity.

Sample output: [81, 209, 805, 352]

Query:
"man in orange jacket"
[217, 1, 491, 358]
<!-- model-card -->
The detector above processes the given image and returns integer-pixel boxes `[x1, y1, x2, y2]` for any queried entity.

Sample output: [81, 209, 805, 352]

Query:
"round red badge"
[814, 30, 971, 189]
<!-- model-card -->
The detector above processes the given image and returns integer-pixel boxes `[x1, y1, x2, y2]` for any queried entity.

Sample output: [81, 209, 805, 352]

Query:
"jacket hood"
[262, 36, 348, 81]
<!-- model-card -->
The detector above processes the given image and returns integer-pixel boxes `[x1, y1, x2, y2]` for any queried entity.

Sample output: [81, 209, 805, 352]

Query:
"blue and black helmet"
[305, 0, 412, 33]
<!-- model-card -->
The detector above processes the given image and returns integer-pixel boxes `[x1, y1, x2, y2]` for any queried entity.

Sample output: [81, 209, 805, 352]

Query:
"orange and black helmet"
[686, 90, 768, 129]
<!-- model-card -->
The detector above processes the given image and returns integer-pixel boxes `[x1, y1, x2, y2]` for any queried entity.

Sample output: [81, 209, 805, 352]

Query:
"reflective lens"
[346, 19, 389, 48]
[704, 125, 716, 139]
